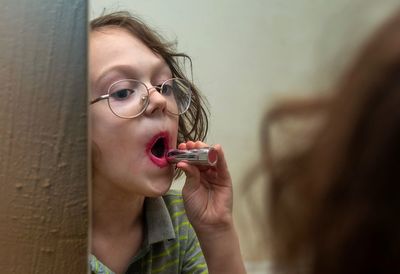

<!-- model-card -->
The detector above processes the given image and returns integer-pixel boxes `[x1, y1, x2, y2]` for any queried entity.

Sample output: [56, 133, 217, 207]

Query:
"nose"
[144, 86, 167, 115]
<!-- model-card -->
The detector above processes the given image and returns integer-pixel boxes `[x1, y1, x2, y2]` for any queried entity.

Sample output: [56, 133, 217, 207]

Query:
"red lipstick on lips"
[146, 132, 170, 168]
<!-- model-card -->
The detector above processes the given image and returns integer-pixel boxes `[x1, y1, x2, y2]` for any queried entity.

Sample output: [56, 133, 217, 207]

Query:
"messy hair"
[262, 10, 400, 274]
[90, 11, 209, 178]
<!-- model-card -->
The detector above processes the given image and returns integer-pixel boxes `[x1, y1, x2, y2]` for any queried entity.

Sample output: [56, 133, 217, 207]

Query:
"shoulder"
[162, 190, 190, 234]
[162, 191, 207, 271]
[163, 189, 183, 199]
[162, 189, 185, 212]
[162, 190, 188, 227]
[161, 190, 196, 240]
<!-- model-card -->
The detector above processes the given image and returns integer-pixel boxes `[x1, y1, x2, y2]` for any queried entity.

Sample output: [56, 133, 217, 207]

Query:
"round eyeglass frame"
[90, 77, 192, 119]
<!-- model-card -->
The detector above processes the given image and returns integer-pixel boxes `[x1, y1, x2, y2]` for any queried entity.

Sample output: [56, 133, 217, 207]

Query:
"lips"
[146, 132, 170, 168]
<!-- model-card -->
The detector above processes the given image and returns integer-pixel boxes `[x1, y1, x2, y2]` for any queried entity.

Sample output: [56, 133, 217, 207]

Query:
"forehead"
[89, 27, 170, 84]
[89, 26, 149, 56]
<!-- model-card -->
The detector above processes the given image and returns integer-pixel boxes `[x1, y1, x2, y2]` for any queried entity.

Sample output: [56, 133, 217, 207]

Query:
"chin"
[147, 180, 173, 197]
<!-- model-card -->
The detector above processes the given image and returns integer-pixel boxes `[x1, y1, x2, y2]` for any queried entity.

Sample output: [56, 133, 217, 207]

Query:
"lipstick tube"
[166, 147, 218, 166]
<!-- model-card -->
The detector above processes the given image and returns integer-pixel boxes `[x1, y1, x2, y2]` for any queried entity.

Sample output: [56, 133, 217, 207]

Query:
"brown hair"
[263, 10, 400, 274]
[90, 11, 209, 178]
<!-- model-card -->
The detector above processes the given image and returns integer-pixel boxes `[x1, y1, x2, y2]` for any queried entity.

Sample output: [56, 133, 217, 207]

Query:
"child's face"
[89, 27, 179, 197]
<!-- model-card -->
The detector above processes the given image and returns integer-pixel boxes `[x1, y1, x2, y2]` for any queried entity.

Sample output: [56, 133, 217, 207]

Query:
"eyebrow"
[94, 65, 136, 89]
[94, 63, 172, 91]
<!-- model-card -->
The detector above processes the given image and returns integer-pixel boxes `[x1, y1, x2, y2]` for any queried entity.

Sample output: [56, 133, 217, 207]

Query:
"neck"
[91, 177, 147, 273]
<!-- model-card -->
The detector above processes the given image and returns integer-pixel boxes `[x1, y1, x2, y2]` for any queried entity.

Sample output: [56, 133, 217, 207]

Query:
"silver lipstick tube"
[166, 147, 218, 166]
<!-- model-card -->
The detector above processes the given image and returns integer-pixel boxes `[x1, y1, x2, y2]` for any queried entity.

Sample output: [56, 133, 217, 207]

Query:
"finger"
[203, 169, 218, 181]
[177, 161, 201, 193]
[184, 141, 197, 150]
[193, 141, 208, 149]
[178, 161, 215, 185]
[197, 165, 211, 172]
[213, 144, 231, 182]
[178, 142, 187, 150]
[179, 140, 209, 150]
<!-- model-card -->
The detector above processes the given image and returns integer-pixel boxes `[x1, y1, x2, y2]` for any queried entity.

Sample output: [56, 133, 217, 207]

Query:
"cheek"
[175, 120, 184, 143]
[90, 108, 126, 146]
[171, 119, 179, 144]
[90, 114, 107, 170]
[91, 141, 102, 166]
[90, 120, 133, 171]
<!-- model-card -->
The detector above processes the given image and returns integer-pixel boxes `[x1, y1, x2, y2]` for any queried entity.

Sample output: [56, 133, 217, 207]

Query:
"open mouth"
[151, 137, 167, 158]
[146, 132, 170, 168]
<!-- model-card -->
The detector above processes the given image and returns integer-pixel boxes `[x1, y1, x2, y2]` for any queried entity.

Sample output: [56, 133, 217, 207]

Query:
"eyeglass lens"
[107, 78, 191, 118]
[163, 78, 191, 115]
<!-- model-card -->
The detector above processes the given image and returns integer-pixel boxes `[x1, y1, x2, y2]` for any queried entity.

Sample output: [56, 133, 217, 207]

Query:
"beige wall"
[0, 1, 88, 273]
[90, 0, 400, 270]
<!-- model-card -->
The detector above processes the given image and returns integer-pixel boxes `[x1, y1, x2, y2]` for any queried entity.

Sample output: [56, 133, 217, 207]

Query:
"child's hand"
[176, 141, 233, 233]
[177, 141, 246, 274]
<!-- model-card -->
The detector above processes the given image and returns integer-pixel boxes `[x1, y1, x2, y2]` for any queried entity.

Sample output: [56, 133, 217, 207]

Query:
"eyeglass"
[90, 78, 192, 119]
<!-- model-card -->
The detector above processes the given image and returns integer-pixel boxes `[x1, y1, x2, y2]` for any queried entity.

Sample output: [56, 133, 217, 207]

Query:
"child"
[89, 11, 245, 274]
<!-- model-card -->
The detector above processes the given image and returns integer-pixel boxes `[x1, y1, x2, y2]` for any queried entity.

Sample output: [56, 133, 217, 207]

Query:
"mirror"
[89, 0, 399, 272]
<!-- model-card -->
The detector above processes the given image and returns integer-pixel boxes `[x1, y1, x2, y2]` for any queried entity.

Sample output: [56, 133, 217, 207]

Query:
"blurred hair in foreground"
[260, 8, 400, 274]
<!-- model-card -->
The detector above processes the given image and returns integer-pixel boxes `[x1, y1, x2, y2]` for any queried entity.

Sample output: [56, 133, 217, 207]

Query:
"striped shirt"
[90, 190, 208, 274]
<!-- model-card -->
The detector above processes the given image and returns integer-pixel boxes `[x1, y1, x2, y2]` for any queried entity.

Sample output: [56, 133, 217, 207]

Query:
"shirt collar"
[144, 196, 176, 245]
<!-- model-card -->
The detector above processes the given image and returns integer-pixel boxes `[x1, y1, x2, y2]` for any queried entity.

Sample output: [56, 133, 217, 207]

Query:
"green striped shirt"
[90, 190, 208, 274]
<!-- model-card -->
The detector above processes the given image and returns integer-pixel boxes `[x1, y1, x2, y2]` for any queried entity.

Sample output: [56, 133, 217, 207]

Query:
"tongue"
[151, 138, 165, 158]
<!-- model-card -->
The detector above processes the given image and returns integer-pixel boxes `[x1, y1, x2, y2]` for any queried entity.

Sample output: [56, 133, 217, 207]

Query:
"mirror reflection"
[89, 1, 400, 273]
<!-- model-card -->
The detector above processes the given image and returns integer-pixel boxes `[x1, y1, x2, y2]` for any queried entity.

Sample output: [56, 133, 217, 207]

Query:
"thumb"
[177, 161, 201, 195]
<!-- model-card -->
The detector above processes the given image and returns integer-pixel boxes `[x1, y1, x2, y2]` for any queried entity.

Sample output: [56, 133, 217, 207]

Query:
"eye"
[160, 84, 173, 96]
[110, 89, 134, 100]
